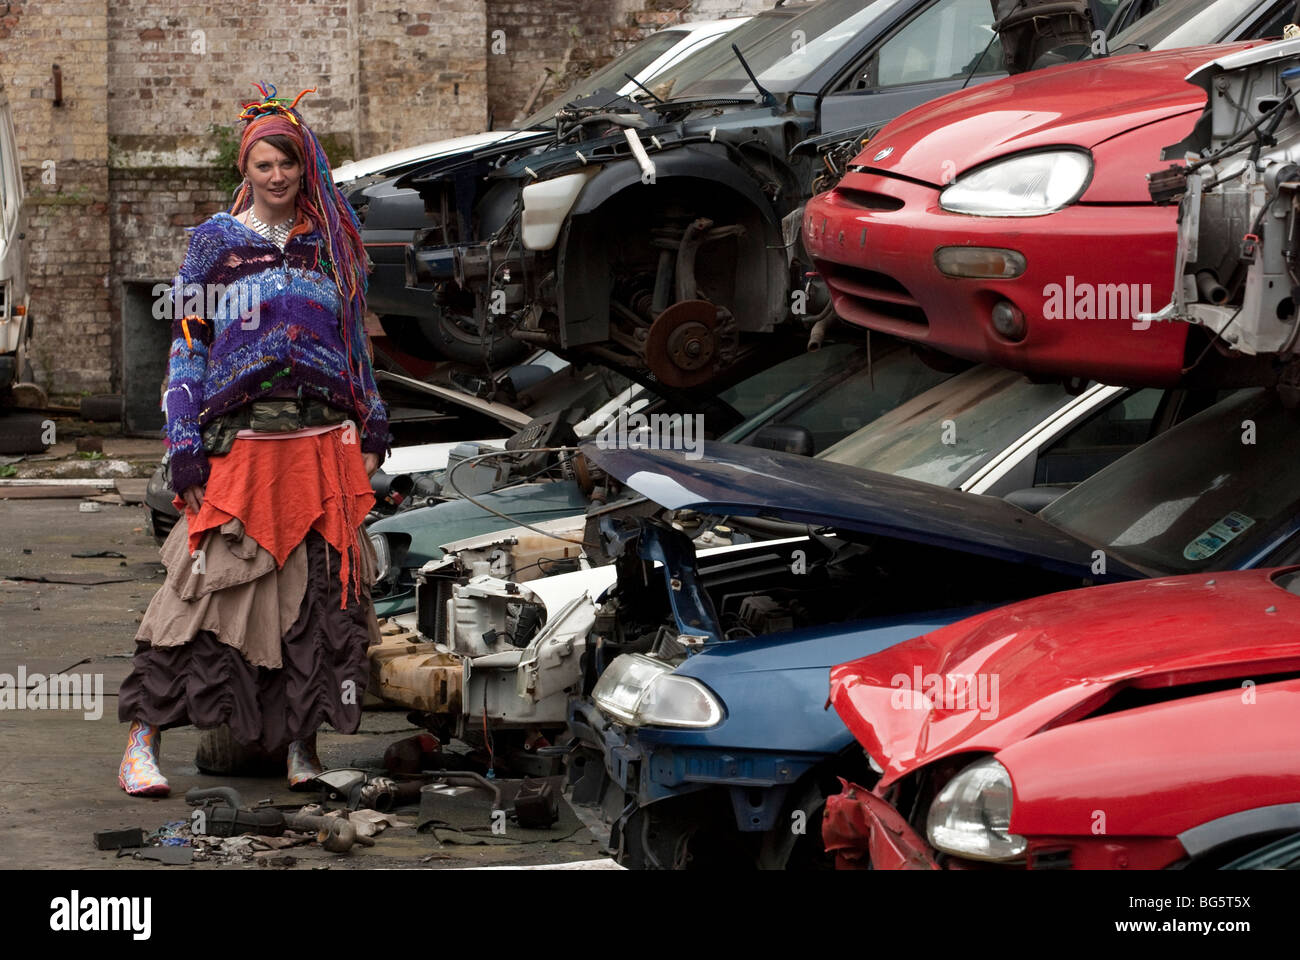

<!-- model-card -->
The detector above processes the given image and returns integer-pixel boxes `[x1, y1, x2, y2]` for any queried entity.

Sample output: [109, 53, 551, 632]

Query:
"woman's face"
[243, 140, 301, 218]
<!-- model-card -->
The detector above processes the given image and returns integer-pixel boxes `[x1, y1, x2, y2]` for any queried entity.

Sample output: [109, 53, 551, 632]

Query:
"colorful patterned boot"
[287, 734, 324, 790]
[119, 720, 170, 797]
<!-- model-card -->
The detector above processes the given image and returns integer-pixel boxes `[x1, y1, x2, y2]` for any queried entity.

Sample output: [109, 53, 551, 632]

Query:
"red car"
[804, 42, 1271, 387]
[823, 568, 1300, 869]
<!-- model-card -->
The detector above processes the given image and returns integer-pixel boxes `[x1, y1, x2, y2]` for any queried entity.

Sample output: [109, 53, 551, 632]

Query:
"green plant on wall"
[208, 123, 354, 194]
[208, 123, 242, 194]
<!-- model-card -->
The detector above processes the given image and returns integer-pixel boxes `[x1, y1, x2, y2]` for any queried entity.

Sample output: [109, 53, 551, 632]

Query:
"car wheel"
[618, 793, 751, 869]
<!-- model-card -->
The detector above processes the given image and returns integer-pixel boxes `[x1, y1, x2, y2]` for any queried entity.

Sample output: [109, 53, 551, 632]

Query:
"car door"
[817, 0, 1007, 136]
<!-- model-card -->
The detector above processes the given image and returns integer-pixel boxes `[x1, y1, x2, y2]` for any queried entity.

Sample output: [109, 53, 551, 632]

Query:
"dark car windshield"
[1104, 0, 1267, 53]
[819, 365, 1083, 487]
[645, 0, 902, 101]
[719, 340, 950, 452]
[1042, 388, 1300, 574]
[519, 28, 712, 128]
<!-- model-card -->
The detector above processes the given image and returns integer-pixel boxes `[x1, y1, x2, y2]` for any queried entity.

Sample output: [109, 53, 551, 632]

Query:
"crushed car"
[804, 0, 1300, 387]
[824, 566, 1300, 869]
[338, 18, 748, 363]
[559, 384, 1300, 867]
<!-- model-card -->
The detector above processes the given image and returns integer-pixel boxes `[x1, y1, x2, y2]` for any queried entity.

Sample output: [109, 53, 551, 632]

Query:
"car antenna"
[624, 72, 665, 104]
[730, 42, 778, 107]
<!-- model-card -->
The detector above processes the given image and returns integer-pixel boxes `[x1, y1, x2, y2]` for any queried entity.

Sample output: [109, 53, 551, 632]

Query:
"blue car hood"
[581, 441, 1147, 580]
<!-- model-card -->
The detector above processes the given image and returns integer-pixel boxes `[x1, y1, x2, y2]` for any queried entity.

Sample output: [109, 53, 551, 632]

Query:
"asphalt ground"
[0, 497, 605, 870]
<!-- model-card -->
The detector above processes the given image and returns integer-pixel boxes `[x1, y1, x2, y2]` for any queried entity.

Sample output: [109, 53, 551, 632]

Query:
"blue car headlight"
[592, 653, 724, 729]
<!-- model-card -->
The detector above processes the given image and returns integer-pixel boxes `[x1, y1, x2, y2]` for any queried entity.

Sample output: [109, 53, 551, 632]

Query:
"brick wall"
[359, 1, 488, 153]
[3, 0, 114, 396]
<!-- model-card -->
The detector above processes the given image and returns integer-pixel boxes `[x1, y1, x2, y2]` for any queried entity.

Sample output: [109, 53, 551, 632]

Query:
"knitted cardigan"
[163, 212, 390, 494]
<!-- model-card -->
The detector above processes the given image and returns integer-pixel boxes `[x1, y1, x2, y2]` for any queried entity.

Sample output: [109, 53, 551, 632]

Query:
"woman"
[116, 83, 391, 796]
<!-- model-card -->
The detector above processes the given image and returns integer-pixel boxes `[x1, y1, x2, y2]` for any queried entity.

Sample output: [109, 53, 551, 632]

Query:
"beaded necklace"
[246, 210, 293, 248]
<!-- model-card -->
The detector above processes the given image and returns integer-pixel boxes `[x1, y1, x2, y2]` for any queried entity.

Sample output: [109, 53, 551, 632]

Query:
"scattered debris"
[93, 827, 144, 850]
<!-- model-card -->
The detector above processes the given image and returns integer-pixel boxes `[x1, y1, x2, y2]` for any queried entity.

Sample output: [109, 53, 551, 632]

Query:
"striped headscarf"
[231, 82, 371, 417]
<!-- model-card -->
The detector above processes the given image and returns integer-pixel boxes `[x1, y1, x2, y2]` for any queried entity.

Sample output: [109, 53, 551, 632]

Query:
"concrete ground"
[0, 497, 606, 870]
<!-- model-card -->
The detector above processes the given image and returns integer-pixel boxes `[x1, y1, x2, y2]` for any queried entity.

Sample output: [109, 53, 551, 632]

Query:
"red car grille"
[821, 262, 928, 334]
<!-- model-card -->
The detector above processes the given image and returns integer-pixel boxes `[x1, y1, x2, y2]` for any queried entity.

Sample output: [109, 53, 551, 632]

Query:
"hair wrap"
[230, 82, 372, 432]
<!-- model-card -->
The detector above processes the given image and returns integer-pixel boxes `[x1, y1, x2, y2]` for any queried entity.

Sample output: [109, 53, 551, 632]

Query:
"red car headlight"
[939, 150, 1093, 217]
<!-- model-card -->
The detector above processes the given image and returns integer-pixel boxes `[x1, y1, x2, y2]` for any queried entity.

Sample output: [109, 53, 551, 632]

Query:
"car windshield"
[519, 28, 704, 128]
[718, 340, 949, 452]
[1105, 0, 1264, 53]
[818, 365, 1083, 487]
[645, 0, 901, 101]
[1042, 388, 1300, 574]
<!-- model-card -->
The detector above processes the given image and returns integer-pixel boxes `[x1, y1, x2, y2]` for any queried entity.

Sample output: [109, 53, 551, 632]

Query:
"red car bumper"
[823, 780, 1189, 870]
[804, 172, 1189, 387]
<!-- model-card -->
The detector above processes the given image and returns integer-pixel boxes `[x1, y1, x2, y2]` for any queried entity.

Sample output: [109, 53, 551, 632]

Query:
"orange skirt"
[182, 429, 375, 607]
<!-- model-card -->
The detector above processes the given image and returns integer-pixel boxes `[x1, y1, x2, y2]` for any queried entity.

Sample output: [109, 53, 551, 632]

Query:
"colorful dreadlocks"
[230, 82, 371, 428]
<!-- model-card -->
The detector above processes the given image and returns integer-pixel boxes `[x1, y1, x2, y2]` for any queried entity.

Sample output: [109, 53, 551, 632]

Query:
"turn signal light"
[934, 246, 1026, 279]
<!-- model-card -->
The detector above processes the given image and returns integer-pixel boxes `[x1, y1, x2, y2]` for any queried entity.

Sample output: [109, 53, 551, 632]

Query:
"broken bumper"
[822, 778, 939, 870]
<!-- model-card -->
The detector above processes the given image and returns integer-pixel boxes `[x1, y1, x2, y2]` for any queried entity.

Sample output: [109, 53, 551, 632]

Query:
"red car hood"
[829, 568, 1300, 788]
[857, 43, 1262, 187]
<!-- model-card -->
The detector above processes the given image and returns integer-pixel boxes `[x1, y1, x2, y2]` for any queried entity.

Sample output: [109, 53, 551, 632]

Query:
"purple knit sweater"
[163, 212, 390, 493]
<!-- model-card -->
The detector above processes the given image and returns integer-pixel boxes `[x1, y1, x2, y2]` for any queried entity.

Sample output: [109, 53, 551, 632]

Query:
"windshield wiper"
[1100, 40, 1149, 58]
[624, 72, 665, 104]
[730, 42, 777, 108]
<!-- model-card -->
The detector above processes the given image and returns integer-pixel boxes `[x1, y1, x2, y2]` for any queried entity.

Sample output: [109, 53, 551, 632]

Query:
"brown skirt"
[118, 529, 378, 751]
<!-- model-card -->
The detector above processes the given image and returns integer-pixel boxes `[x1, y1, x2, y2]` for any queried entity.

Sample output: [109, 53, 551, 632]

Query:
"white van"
[0, 80, 33, 395]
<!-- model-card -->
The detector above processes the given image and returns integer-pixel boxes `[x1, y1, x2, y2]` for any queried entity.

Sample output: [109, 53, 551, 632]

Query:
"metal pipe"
[1196, 269, 1229, 305]
[807, 305, 836, 351]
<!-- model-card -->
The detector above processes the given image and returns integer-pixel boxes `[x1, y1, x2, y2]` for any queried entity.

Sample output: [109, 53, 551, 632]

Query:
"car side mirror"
[746, 424, 815, 457]
[1003, 485, 1072, 514]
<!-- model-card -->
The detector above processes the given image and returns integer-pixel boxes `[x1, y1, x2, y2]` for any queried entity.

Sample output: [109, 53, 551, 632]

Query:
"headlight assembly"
[592, 653, 724, 728]
[939, 150, 1092, 217]
[926, 756, 1027, 861]
[369, 533, 390, 584]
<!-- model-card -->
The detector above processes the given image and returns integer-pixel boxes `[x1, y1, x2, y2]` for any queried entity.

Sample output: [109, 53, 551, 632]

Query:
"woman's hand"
[363, 452, 379, 477]
[181, 485, 205, 514]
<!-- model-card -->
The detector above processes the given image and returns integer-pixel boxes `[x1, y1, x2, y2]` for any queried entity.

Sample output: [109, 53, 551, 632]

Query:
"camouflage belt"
[201, 399, 350, 456]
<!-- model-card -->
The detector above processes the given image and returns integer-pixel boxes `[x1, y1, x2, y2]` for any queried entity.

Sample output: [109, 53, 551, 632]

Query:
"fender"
[557, 145, 788, 347]
[570, 144, 781, 222]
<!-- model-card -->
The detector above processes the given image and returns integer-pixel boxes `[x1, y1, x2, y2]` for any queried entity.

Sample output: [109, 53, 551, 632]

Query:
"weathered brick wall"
[2, 0, 114, 397]
[485, 0, 615, 128]
[359, 1, 488, 153]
